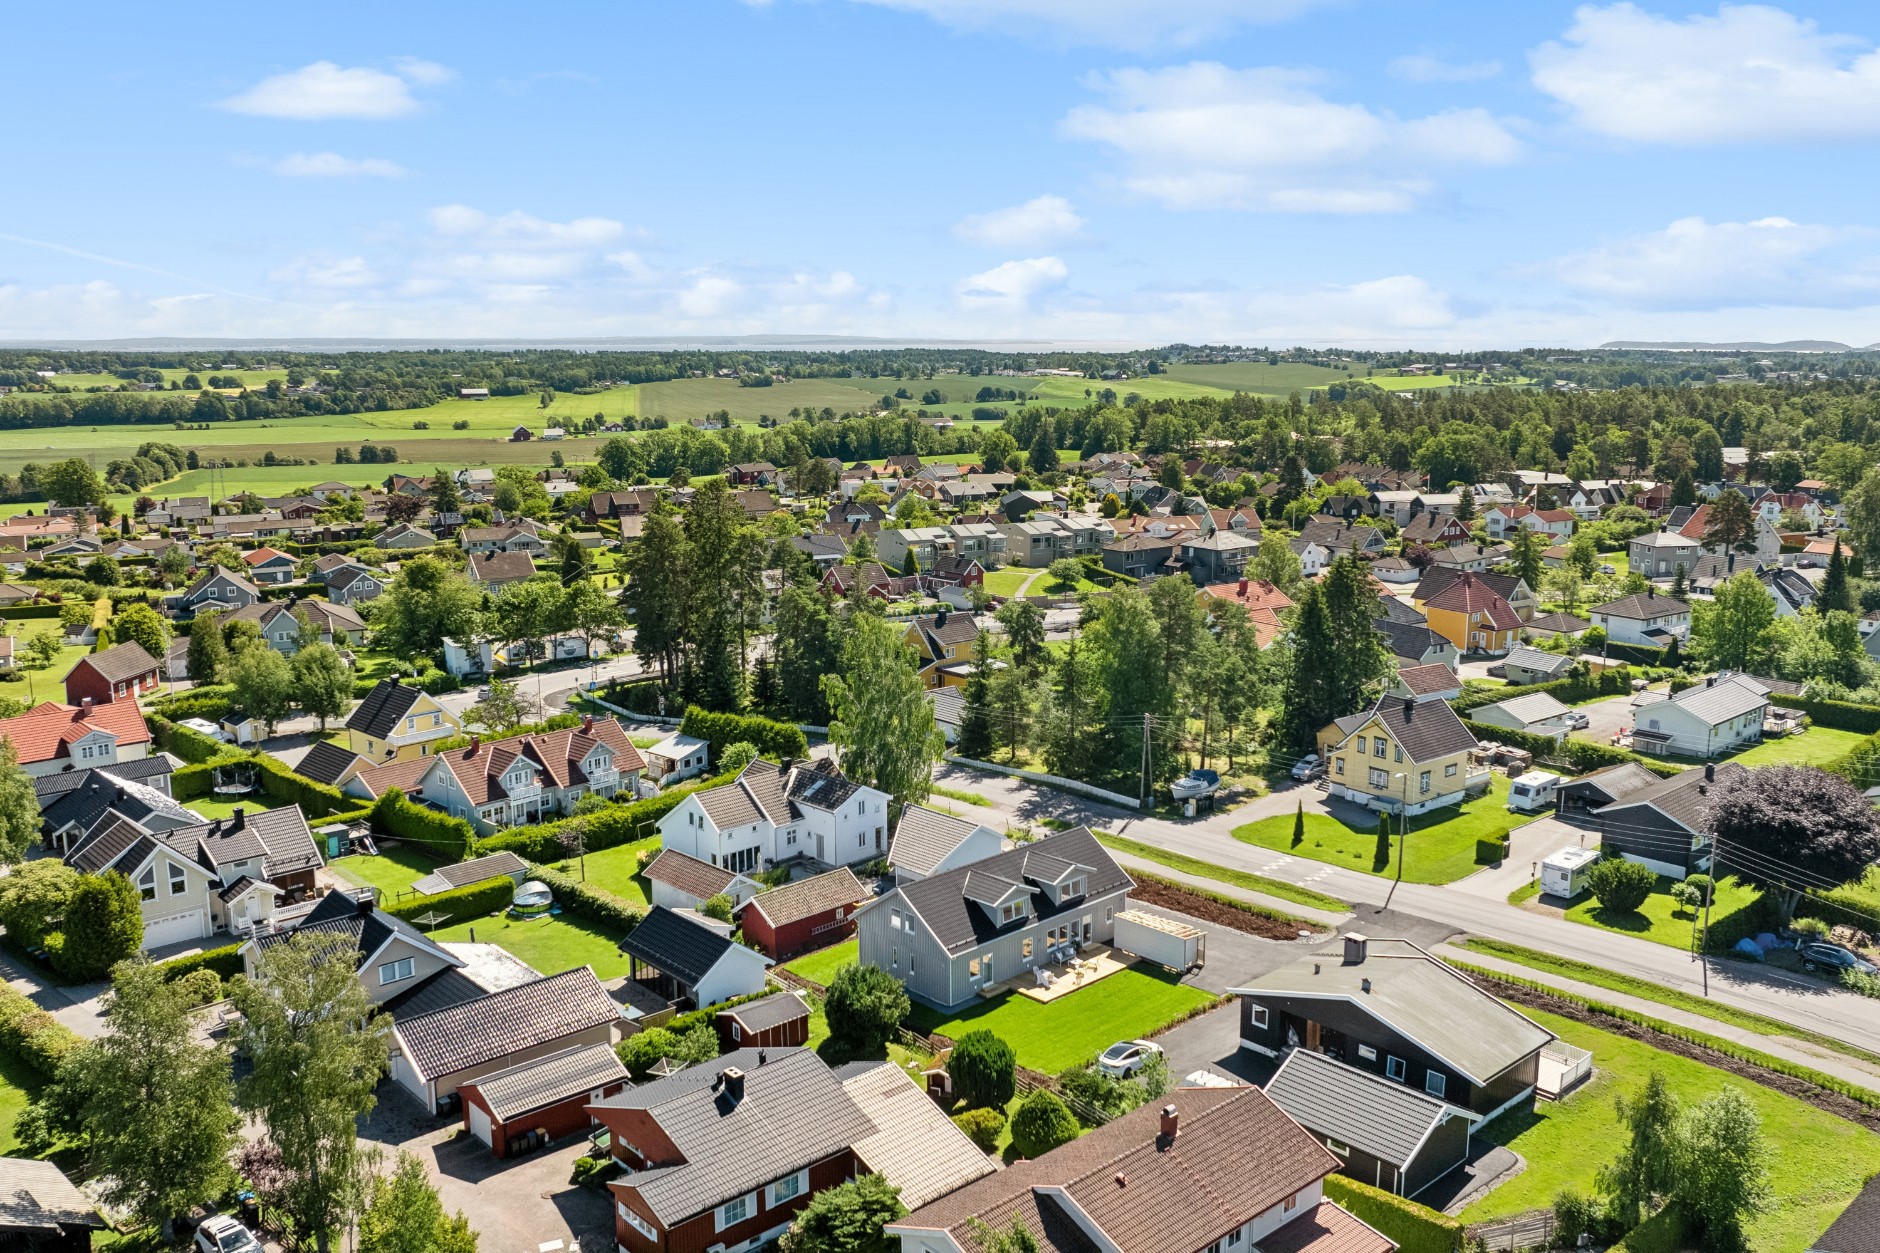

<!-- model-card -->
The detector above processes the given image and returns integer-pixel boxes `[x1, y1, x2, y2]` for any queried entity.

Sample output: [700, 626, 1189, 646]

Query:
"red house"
[63, 642, 160, 707]
[459, 1044, 629, 1159]
[714, 991, 812, 1052]
[738, 867, 866, 960]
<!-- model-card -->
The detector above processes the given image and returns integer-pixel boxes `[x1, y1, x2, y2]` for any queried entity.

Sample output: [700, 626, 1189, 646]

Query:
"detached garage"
[460, 1044, 629, 1158]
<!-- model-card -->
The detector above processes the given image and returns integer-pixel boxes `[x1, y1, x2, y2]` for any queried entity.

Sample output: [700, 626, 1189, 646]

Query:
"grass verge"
[929, 784, 993, 807]
[1093, 832, 1347, 912]
[784, 939, 859, 987]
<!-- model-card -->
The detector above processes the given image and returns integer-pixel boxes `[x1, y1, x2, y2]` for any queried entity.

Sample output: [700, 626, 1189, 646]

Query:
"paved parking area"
[1568, 692, 1641, 748]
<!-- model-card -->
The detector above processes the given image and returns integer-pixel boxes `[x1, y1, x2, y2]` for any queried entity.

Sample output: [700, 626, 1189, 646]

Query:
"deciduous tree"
[822, 613, 944, 811]
[1708, 765, 1880, 918]
[780, 1174, 907, 1253]
[358, 1151, 478, 1253]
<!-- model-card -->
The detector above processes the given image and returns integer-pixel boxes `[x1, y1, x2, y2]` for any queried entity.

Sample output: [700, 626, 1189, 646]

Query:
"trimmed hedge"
[1769, 692, 1880, 735]
[471, 769, 739, 861]
[157, 943, 245, 983]
[0, 983, 84, 1082]
[1458, 717, 1684, 778]
[371, 787, 474, 858]
[381, 876, 514, 924]
[148, 686, 236, 723]
[680, 706, 809, 761]
[1451, 665, 1635, 715]
[147, 715, 235, 764]
[528, 864, 647, 933]
[1320, 1178, 1461, 1253]
[0, 603, 70, 620]
[254, 753, 354, 817]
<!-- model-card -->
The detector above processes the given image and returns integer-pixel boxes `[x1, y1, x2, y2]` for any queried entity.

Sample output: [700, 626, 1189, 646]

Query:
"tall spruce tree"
[956, 631, 995, 760]
[1820, 540, 1852, 614]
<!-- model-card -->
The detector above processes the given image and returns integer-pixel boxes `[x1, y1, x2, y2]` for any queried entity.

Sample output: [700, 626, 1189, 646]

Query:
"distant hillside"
[1599, 339, 1853, 352]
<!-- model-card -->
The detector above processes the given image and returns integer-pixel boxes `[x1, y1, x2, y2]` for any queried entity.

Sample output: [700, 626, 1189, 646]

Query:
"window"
[969, 957, 981, 980]
[619, 1203, 657, 1240]
[1395, 745, 1403, 763]
[1334, 758, 1344, 776]
[1022, 938, 1033, 959]
[890, 910, 902, 930]
[1282, 1193, 1299, 1214]
[1369, 768, 1389, 788]
[1227, 1231, 1242, 1248]
[378, 957, 415, 985]
[717, 1196, 750, 1230]
[169, 864, 187, 896]
[138, 869, 156, 902]
[1373, 739, 1386, 759]
[1420, 771, 1431, 795]
[1000, 902, 1025, 924]
[857, 799, 866, 815]
[1249, 1005, 1269, 1029]
[730, 1021, 741, 1043]
[1445, 763, 1457, 778]
[1357, 1044, 1377, 1061]
[1355, 736, 1366, 754]
[769, 1171, 806, 1205]
[1425, 1071, 1447, 1099]
[1386, 1055, 1407, 1082]
[1326, 1138, 1350, 1157]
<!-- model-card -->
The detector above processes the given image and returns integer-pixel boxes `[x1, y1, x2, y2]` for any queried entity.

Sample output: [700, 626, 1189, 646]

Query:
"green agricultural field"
[908, 964, 1216, 1074]
[1028, 375, 1232, 406]
[1460, 1008, 1880, 1253]
[1233, 775, 1528, 885]
[1163, 362, 1359, 394]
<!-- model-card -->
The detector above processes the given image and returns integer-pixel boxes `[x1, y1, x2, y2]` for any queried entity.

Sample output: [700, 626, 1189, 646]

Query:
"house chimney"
[1707, 676, 1716, 688]
[1237, 577, 1248, 597]
[1343, 933, 1369, 965]
[720, 1066, 745, 1105]
[232, 807, 245, 830]
[356, 891, 374, 918]
[79, 697, 93, 716]
[758, 1050, 767, 1067]
[1361, 977, 1373, 994]
[935, 608, 948, 628]
[1158, 1104, 1179, 1145]
[469, 734, 480, 756]
[582, 713, 594, 734]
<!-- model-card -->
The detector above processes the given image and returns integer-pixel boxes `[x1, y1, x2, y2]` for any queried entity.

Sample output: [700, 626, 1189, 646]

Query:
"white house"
[887, 804, 1004, 884]
[657, 759, 890, 873]
[1629, 673, 1769, 759]
[1589, 590, 1691, 647]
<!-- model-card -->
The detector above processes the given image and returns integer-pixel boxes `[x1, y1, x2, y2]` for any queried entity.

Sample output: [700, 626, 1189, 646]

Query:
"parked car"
[1290, 754, 1324, 781]
[195, 1217, 263, 1253]
[1800, 942, 1878, 977]
[1599, 564, 1616, 575]
[1798, 558, 1818, 568]
[1097, 1039, 1164, 1078]
[1562, 710, 1590, 730]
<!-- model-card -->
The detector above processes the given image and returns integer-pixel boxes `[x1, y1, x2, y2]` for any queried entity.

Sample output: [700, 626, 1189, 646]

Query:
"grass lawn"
[549, 836, 659, 905]
[785, 939, 858, 987]
[186, 793, 286, 821]
[327, 844, 449, 899]
[1561, 874, 1763, 951]
[1729, 726, 1867, 768]
[981, 567, 1039, 597]
[426, 911, 629, 978]
[0, 1050, 39, 1155]
[1460, 1008, 1880, 1252]
[908, 964, 1217, 1074]
[1232, 775, 1529, 885]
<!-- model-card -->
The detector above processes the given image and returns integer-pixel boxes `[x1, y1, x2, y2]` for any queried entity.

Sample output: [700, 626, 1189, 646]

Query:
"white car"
[1562, 710, 1590, 730]
[1097, 1039, 1164, 1078]
[195, 1216, 263, 1253]
[1290, 754, 1323, 781]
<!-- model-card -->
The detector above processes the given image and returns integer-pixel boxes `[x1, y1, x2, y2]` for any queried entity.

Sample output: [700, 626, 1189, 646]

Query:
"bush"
[1553, 1189, 1621, 1247]
[1790, 915, 1831, 939]
[1319, 1178, 1463, 1253]
[529, 864, 647, 933]
[700, 893, 734, 923]
[1681, 873, 1714, 908]
[147, 715, 240, 765]
[1841, 968, 1880, 999]
[615, 1021, 717, 1079]
[382, 876, 514, 926]
[175, 967, 224, 1006]
[371, 787, 473, 858]
[1769, 692, 1880, 735]
[54, 872, 143, 981]
[471, 769, 738, 861]
[948, 1029, 1017, 1110]
[157, 943, 245, 984]
[824, 963, 909, 1057]
[1009, 1089, 1080, 1158]
[1459, 718, 1683, 778]
[1588, 858, 1657, 913]
[951, 1107, 1006, 1152]
[0, 984, 83, 1081]
[681, 706, 809, 761]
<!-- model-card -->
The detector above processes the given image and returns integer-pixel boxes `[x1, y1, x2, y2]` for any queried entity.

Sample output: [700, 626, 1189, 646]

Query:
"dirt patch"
[1479, 974, 1880, 1132]
[1129, 877, 1324, 942]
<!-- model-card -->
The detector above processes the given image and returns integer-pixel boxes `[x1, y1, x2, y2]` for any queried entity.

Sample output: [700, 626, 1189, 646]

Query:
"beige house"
[1321, 696, 1487, 815]
[344, 675, 461, 763]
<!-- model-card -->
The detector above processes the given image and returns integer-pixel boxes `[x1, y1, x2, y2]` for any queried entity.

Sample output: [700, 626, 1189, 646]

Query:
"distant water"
[0, 334, 1160, 352]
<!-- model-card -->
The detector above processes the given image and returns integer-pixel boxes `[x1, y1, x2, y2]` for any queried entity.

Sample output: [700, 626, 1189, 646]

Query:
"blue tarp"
[1733, 938, 1766, 961]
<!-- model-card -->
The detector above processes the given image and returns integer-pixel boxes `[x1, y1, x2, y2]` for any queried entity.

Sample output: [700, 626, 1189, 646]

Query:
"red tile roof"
[0, 701, 153, 765]
[1198, 578, 1293, 614]
[243, 547, 292, 566]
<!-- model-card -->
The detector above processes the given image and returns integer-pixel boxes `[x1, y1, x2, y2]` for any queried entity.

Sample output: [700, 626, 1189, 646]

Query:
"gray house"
[1264, 1047, 1475, 1200]
[855, 826, 1132, 1010]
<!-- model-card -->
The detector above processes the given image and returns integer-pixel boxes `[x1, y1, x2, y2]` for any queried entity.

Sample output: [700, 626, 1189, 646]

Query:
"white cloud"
[1061, 62, 1520, 213]
[1540, 216, 1880, 308]
[1388, 53, 1502, 83]
[822, 0, 1328, 48]
[678, 275, 745, 318]
[270, 255, 380, 289]
[956, 256, 1069, 310]
[953, 196, 1086, 249]
[271, 152, 407, 178]
[219, 59, 449, 120]
[1531, 3, 1880, 143]
[426, 205, 626, 248]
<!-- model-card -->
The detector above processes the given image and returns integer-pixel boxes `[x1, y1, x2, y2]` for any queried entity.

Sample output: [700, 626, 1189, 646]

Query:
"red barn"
[714, 991, 812, 1052]
[63, 642, 160, 707]
[459, 1044, 629, 1159]
[738, 867, 866, 960]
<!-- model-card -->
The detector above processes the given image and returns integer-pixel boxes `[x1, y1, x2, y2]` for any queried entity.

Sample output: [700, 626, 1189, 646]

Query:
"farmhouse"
[63, 641, 160, 706]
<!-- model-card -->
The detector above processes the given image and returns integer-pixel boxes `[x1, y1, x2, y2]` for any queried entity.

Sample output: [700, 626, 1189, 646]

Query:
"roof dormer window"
[1000, 902, 1025, 924]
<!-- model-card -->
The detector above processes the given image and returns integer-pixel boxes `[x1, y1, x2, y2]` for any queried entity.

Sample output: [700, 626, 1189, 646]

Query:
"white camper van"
[1507, 771, 1562, 813]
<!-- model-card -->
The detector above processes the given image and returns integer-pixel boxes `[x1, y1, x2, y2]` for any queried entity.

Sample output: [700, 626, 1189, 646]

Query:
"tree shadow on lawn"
[1580, 906, 1654, 935]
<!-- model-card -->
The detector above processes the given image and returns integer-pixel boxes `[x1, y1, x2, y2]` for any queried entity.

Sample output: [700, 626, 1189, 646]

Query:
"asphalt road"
[937, 763, 1880, 1054]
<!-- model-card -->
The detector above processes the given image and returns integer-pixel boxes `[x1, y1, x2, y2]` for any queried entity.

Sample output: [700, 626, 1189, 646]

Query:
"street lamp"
[1384, 770, 1413, 909]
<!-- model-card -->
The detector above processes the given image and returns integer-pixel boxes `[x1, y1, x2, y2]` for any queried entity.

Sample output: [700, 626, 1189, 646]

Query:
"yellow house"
[904, 610, 982, 690]
[1322, 696, 1486, 815]
[343, 675, 461, 763]
[1419, 572, 1521, 656]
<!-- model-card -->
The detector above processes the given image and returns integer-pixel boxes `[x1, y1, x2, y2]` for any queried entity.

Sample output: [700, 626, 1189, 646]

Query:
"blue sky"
[8, 1, 1880, 347]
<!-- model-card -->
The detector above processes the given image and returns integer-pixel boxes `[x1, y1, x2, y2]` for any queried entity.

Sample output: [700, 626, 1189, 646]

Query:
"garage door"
[468, 1102, 493, 1147]
[143, 910, 206, 947]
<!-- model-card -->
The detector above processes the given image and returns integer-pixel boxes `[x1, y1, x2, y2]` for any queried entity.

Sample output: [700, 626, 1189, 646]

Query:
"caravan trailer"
[1507, 771, 1562, 813]
[1540, 847, 1600, 899]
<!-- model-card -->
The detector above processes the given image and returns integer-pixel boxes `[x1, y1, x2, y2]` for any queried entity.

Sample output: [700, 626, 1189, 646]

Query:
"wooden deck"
[978, 945, 1133, 1003]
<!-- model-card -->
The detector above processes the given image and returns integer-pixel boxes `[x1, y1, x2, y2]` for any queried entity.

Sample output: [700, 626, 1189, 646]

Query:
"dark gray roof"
[295, 740, 367, 788]
[161, 805, 324, 880]
[1593, 590, 1690, 619]
[462, 1043, 628, 1123]
[0, 1158, 105, 1233]
[592, 1048, 877, 1226]
[70, 641, 159, 684]
[620, 906, 739, 988]
[883, 827, 1130, 956]
[1375, 596, 1427, 626]
[1415, 566, 1525, 604]
[719, 991, 811, 1034]
[42, 767, 191, 837]
[411, 851, 528, 895]
[380, 966, 496, 1020]
[1345, 696, 1478, 764]
[1594, 762, 1750, 834]
[395, 966, 619, 1081]
[1525, 612, 1591, 634]
[33, 754, 173, 804]
[345, 676, 427, 739]
[66, 813, 156, 874]
[890, 804, 998, 878]
[1374, 618, 1449, 660]
[1814, 1174, 1880, 1253]
[1264, 1048, 1456, 1169]
[1556, 761, 1662, 806]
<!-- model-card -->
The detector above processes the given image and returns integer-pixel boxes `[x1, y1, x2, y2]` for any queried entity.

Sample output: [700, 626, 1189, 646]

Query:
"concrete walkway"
[1437, 942, 1880, 1095]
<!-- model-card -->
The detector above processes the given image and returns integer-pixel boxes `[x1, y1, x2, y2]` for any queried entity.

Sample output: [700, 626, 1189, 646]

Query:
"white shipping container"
[1113, 910, 1203, 970]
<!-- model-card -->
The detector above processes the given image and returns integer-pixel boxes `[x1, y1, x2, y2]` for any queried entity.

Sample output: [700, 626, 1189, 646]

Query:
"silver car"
[195, 1216, 263, 1253]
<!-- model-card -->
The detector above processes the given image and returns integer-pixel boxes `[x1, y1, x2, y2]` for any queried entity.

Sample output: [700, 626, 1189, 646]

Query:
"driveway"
[0, 946, 107, 1038]
[361, 1083, 614, 1253]
[1451, 814, 1598, 902]
[1568, 692, 1640, 748]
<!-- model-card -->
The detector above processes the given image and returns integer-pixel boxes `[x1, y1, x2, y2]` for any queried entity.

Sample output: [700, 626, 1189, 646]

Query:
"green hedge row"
[0, 603, 70, 620]
[0, 983, 84, 1082]
[157, 943, 246, 983]
[148, 715, 240, 765]
[254, 752, 354, 817]
[431, 712, 583, 753]
[529, 864, 647, 933]
[371, 787, 474, 859]
[1769, 692, 1880, 735]
[349, 669, 460, 699]
[381, 876, 514, 924]
[1319, 1178, 1461, 1253]
[149, 685, 236, 723]
[1451, 665, 1635, 714]
[471, 769, 738, 861]
[1458, 717, 1684, 778]
[680, 706, 809, 760]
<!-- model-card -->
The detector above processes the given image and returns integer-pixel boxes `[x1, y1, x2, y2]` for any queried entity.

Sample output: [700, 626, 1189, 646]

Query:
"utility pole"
[1701, 838, 1716, 996]
[1139, 711, 1152, 811]
[1384, 770, 1411, 910]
